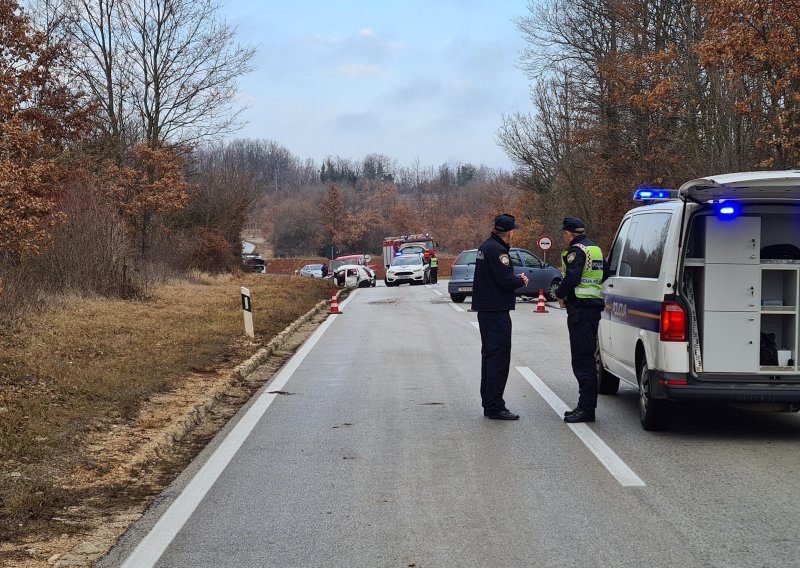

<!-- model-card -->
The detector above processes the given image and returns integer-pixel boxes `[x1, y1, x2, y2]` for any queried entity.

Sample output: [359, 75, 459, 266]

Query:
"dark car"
[447, 248, 562, 303]
[242, 255, 266, 274]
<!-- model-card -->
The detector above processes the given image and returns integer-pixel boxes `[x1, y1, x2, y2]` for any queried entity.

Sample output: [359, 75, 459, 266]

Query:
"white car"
[385, 254, 429, 286]
[299, 263, 325, 278]
[332, 264, 375, 289]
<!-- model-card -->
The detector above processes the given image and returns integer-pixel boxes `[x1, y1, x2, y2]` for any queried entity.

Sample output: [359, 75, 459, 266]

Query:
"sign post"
[537, 235, 553, 264]
[241, 287, 254, 338]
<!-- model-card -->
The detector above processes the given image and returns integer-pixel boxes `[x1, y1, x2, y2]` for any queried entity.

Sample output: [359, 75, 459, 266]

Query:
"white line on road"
[433, 289, 443, 296]
[516, 366, 646, 488]
[121, 291, 359, 568]
[470, 321, 480, 331]
[449, 302, 465, 312]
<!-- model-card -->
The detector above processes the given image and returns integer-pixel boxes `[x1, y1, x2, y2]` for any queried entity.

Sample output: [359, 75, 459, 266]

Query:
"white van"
[598, 171, 800, 430]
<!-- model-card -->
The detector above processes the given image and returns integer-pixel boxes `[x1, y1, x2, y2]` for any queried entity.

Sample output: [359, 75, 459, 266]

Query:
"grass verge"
[0, 273, 330, 543]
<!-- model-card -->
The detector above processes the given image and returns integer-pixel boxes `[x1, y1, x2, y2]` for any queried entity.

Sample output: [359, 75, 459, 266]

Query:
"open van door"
[679, 171, 800, 202]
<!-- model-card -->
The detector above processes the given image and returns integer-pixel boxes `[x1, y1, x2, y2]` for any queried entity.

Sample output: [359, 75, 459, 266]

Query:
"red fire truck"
[382, 234, 437, 268]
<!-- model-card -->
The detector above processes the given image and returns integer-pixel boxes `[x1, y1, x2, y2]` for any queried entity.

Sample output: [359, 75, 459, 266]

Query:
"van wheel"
[450, 293, 466, 303]
[638, 358, 672, 431]
[596, 343, 619, 395]
[546, 279, 561, 301]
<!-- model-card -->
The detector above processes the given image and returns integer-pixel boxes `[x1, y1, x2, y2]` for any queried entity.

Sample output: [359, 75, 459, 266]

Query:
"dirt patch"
[0, 307, 329, 568]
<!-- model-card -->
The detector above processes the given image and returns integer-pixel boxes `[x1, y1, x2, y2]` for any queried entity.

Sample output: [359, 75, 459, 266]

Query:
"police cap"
[561, 217, 586, 232]
[494, 213, 520, 232]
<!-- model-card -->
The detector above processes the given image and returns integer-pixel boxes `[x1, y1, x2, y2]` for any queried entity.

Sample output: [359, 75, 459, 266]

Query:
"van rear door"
[680, 171, 800, 201]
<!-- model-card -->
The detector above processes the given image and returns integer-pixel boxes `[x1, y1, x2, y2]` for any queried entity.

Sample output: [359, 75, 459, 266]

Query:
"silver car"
[299, 263, 325, 278]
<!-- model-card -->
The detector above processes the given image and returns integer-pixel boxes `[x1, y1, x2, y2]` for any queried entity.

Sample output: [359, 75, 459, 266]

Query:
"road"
[101, 281, 800, 568]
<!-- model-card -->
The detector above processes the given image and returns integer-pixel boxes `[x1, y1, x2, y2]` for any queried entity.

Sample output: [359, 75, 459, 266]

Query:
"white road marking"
[516, 366, 646, 488]
[433, 289, 443, 296]
[121, 291, 359, 568]
[449, 302, 465, 312]
[470, 321, 480, 331]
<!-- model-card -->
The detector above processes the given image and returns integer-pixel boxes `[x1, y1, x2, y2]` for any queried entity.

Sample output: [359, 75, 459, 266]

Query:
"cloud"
[332, 111, 382, 132]
[357, 27, 377, 38]
[334, 63, 386, 77]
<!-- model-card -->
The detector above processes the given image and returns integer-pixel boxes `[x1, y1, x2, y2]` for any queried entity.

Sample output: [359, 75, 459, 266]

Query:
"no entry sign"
[537, 236, 553, 251]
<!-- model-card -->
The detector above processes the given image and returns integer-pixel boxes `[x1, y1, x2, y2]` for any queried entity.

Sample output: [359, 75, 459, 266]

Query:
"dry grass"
[0, 273, 330, 542]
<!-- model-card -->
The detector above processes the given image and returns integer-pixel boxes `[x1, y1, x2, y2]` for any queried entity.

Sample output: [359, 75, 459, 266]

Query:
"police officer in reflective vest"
[429, 254, 438, 283]
[472, 213, 529, 420]
[554, 217, 606, 423]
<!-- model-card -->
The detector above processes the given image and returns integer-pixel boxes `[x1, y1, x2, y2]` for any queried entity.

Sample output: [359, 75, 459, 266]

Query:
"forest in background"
[4, 0, 800, 326]
[500, 0, 800, 242]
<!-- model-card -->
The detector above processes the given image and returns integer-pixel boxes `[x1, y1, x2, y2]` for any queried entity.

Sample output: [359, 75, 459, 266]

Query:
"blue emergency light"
[633, 188, 671, 200]
[715, 201, 741, 219]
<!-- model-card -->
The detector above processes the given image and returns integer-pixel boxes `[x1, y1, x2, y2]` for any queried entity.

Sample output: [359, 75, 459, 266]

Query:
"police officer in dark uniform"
[473, 213, 529, 420]
[554, 217, 606, 423]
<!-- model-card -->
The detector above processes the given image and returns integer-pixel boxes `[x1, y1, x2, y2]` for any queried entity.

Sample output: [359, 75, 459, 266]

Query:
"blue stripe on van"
[602, 294, 662, 333]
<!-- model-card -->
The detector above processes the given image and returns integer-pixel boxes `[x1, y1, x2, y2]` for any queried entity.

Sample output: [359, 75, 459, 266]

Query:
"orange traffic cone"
[533, 289, 548, 313]
[330, 291, 342, 314]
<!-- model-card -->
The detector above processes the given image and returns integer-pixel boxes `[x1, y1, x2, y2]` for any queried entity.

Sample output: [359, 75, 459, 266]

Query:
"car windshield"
[392, 256, 423, 266]
[399, 245, 425, 255]
[454, 250, 477, 265]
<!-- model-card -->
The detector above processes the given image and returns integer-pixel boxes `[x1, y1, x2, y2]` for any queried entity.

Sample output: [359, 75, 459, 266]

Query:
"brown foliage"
[100, 143, 190, 253]
[0, 1, 90, 262]
[697, 0, 800, 167]
[176, 228, 237, 273]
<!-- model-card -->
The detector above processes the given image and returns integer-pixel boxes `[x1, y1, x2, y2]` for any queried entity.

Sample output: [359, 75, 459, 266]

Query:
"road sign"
[538, 236, 553, 251]
[324, 244, 339, 260]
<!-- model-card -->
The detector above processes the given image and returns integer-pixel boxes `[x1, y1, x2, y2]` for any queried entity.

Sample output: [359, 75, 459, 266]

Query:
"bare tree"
[58, 0, 255, 150]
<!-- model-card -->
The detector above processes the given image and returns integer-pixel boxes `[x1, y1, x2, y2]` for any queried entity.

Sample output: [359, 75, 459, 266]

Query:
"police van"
[597, 171, 800, 430]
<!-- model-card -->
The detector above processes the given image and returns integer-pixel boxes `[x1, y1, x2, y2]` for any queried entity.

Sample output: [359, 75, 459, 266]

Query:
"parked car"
[448, 248, 562, 303]
[332, 264, 375, 288]
[598, 171, 800, 431]
[299, 263, 326, 278]
[242, 255, 266, 274]
[385, 254, 429, 286]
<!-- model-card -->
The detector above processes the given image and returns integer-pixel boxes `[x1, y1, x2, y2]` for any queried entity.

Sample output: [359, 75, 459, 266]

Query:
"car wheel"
[546, 279, 561, 301]
[596, 341, 620, 395]
[638, 357, 672, 431]
[384, 280, 395, 287]
[358, 279, 370, 288]
[450, 293, 466, 303]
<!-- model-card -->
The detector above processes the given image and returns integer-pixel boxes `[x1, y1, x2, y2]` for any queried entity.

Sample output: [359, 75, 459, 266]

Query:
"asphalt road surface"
[101, 281, 800, 568]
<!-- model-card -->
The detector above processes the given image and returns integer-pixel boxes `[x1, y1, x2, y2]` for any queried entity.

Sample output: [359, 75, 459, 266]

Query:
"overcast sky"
[223, 0, 533, 170]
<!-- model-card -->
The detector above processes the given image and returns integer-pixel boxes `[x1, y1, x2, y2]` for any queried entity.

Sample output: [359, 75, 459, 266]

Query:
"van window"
[607, 218, 631, 277]
[618, 213, 671, 279]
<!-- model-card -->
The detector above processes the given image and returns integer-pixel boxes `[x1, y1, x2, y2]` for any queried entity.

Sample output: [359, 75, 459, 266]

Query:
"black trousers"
[566, 306, 602, 411]
[477, 311, 512, 415]
[430, 267, 438, 283]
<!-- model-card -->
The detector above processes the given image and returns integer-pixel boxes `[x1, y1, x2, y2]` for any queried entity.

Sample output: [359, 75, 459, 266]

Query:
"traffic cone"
[533, 289, 548, 313]
[330, 291, 342, 314]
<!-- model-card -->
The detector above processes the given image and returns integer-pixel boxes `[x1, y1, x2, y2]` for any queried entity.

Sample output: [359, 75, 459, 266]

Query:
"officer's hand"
[558, 299, 565, 309]
[520, 274, 529, 286]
